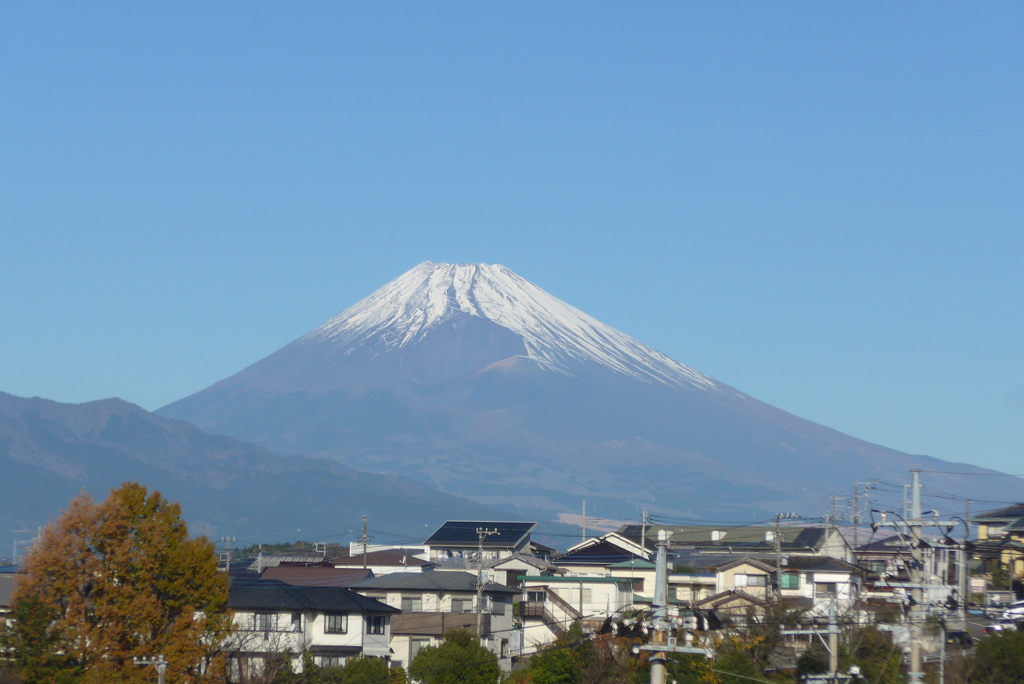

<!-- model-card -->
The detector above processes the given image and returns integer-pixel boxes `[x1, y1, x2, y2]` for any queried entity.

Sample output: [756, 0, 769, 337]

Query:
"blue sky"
[2, 3, 1022, 474]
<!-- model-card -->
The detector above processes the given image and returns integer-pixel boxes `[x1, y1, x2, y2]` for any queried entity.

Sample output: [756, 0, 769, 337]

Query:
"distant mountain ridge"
[158, 262, 1024, 522]
[0, 391, 514, 555]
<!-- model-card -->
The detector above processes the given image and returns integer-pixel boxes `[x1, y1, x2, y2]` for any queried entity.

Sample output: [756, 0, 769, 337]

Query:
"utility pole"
[641, 508, 648, 558]
[874, 471, 961, 684]
[909, 469, 924, 684]
[361, 516, 370, 569]
[853, 483, 861, 552]
[219, 537, 237, 574]
[961, 500, 971, 631]
[637, 529, 713, 684]
[650, 529, 669, 684]
[939, 617, 946, 684]
[851, 481, 877, 553]
[781, 598, 839, 682]
[475, 527, 498, 639]
[773, 516, 783, 602]
[582, 500, 587, 544]
[772, 513, 799, 601]
[134, 655, 168, 684]
[903, 484, 910, 525]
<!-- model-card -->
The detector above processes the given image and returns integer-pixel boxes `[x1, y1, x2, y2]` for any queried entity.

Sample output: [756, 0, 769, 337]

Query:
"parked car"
[983, 618, 1018, 635]
[1001, 600, 1024, 620]
[945, 630, 974, 647]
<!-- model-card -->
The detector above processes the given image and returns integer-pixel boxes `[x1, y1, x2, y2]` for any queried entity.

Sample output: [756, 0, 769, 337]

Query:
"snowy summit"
[307, 261, 718, 391]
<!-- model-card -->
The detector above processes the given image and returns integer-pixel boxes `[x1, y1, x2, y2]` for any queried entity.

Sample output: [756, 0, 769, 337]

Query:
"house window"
[314, 656, 347, 668]
[452, 598, 473, 613]
[815, 583, 838, 599]
[491, 596, 507, 615]
[500, 638, 509, 658]
[410, 638, 431, 662]
[736, 574, 766, 587]
[526, 591, 546, 603]
[401, 596, 423, 612]
[366, 615, 386, 635]
[253, 612, 279, 632]
[290, 613, 302, 631]
[867, 560, 886, 573]
[781, 574, 800, 590]
[325, 613, 348, 634]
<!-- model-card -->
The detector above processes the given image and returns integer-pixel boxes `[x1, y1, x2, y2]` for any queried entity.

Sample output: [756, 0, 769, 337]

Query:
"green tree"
[275, 656, 396, 684]
[990, 562, 1011, 591]
[408, 629, 500, 684]
[972, 631, 1024, 684]
[517, 622, 592, 684]
[796, 641, 829, 677]
[9, 483, 233, 684]
[842, 626, 902, 684]
[664, 652, 718, 684]
[0, 596, 82, 684]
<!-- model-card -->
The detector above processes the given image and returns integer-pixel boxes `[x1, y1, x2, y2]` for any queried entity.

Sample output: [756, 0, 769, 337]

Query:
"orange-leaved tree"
[10, 482, 233, 684]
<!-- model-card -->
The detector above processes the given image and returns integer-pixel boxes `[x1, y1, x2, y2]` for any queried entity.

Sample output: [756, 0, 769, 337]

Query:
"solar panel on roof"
[424, 521, 535, 546]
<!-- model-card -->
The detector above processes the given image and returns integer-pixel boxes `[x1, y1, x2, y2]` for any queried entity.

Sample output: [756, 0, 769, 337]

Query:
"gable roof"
[717, 558, 775, 573]
[260, 566, 373, 587]
[554, 539, 643, 566]
[973, 503, 1024, 523]
[487, 553, 560, 573]
[228, 580, 399, 613]
[349, 571, 519, 595]
[565, 532, 648, 558]
[424, 521, 536, 548]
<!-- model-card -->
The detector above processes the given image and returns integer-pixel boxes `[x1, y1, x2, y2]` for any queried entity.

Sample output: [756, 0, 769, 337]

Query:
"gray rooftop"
[350, 571, 519, 594]
[228, 579, 399, 613]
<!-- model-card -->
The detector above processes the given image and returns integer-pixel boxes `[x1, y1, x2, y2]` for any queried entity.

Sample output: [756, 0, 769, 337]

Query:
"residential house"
[972, 503, 1024, 581]
[423, 521, 536, 568]
[519, 574, 641, 651]
[669, 573, 717, 603]
[551, 537, 647, 576]
[349, 571, 520, 672]
[225, 580, 399, 680]
[711, 555, 864, 619]
[486, 553, 562, 588]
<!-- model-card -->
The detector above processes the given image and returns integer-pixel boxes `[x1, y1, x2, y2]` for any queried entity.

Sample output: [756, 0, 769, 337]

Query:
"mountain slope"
[158, 262, 1024, 521]
[0, 391, 515, 556]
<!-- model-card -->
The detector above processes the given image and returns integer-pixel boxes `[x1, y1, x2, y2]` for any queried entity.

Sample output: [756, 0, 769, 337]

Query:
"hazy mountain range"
[157, 262, 1024, 523]
[0, 391, 512, 557]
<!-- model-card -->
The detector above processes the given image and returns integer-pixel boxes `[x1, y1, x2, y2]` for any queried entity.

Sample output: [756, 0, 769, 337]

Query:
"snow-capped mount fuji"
[159, 262, 1024, 522]
[307, 262, 717, 391]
